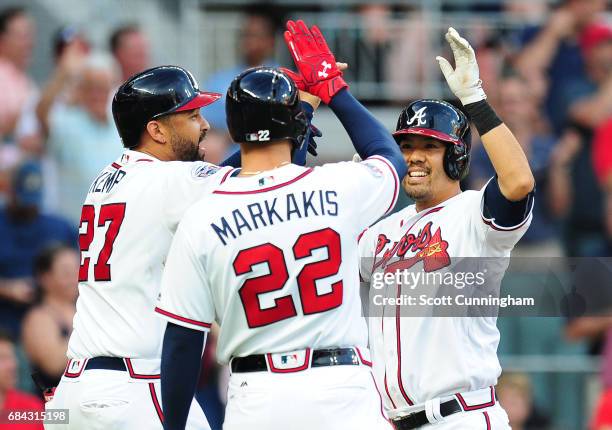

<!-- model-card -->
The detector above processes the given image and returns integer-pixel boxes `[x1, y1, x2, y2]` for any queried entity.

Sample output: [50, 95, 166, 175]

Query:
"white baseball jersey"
[67, 149, 232, 360]
[358, 180, 533, 413]
[156, 157, 399, 364]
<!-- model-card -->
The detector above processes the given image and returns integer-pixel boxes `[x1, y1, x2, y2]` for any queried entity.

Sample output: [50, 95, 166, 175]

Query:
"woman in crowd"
[21, 244, 78, 392]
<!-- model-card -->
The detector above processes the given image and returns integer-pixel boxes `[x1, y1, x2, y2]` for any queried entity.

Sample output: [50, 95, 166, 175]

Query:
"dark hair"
[109, 23, 140, 54]
[53, 25, 81, 59]
[0, 329, 14, 345]
[243, 4, 283, 36]
[34, 243, 74, 278]
[0, 6, 26, 35]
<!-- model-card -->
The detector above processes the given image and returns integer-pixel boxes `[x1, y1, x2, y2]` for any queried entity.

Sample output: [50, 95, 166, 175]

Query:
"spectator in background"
[567, 318, 612, 430]
[591, 117, 612, 256]
[0, 6, 36, 168]
[15, 25, 89, 157]
[568, 24, 612, 131]
[13, 25, 90, 214]
[593, 117, 612, 187]
[109, 24, 150, 82]
[0, 160, 76, 338]
[468, 74, 561, 256]
[386, 5, 434, 100]
[38, 53, 121, 222]
[331, 4, 391, 101]
[550, 22, 612, 257]
[514, 0, 606, 132]
[0, 331, 43, 430]
[22, 244, 77, 395]
[496, 372, 551, 430]
[565, 184, 612, 429]
[203, 5, 279, 129]
[593, 326, 612, 430]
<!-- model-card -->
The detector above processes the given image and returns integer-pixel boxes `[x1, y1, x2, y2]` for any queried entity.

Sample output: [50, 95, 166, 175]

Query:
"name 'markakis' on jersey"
[211, 189, 338, 245]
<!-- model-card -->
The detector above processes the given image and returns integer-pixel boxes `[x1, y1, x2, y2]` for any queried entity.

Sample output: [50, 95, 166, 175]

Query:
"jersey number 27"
[234, 227, 343, 328]
[78, 203, 126, 282]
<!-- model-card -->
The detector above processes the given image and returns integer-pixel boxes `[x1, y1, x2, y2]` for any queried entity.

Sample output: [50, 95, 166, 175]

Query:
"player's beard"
[402, 176, 433, 202]
[170, 130, 206, 162]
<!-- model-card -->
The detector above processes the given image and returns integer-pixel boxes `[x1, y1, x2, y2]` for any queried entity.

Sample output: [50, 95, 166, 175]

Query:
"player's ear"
[146, 119, 169, 145]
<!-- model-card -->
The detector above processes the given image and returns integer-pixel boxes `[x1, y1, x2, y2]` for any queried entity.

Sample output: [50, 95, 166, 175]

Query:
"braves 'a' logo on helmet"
[406, 106, 428, 127]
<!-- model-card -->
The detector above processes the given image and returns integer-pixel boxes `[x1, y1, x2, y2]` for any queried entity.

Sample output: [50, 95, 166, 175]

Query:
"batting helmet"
[112, 65, 221, 148]
[226, 67, 308, 146]
[393, 99, 471, 181]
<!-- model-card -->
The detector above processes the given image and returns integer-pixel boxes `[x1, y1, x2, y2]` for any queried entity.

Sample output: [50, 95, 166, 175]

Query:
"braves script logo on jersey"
[372, 221, 450, 273]
[407, 106, 428, 127]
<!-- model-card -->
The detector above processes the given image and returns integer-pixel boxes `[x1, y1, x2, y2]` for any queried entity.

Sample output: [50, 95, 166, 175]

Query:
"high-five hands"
[283, 20, 348, 104]
[436, 27, 486, 106]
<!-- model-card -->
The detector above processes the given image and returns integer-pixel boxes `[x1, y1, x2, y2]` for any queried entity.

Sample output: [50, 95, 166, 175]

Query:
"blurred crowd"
[0, 1, 611, 429]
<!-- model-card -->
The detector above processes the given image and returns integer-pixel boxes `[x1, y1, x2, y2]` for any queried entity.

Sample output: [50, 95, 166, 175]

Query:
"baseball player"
[45, 65, 319, 430]
[156, 21, 406, 430]
[358, 28, 535, 429]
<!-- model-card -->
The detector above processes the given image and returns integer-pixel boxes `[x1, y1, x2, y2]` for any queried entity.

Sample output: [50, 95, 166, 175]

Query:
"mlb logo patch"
[281, 354, 299, 365]
[64, 358, 88, 377]
[258, 176, 275, 186]
[268, 349, 309, 371]
[246, 133, 259, 142]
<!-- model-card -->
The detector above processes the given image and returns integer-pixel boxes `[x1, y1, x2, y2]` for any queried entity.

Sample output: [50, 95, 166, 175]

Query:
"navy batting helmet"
[226, 67, 308, 146]
[393, 99, 471, 181]
[112, 65, 221, 148]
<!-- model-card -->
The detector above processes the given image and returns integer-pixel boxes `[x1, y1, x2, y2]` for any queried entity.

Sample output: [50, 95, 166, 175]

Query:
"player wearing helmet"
[157, 21, 407, 430]
[44, 64, 320, 430]
[358, 28, 535, 429]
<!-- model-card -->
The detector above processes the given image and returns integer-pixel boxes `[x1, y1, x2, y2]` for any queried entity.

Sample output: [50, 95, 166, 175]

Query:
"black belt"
[391, 399, 462, 430]
[85, 357, 127, 371]
[231, 348, 359, 373]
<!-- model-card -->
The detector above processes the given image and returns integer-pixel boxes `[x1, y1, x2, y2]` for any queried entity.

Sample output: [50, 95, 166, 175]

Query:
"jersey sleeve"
[162, 162, 231, 232]
[327, 156, 400, 229]
[358, 226, 376, 283]
[156, 213, 215, 332]
[469, 178, 534, 252]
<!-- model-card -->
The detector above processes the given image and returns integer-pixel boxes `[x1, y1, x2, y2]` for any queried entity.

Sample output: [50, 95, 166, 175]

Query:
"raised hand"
[281, 62, 348, 91]
[436, 27, 486, 106]
[284, 20, 348, 104]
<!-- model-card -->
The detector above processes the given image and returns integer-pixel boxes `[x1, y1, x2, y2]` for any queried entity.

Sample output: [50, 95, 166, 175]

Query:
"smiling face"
[398, 135, 460, 209]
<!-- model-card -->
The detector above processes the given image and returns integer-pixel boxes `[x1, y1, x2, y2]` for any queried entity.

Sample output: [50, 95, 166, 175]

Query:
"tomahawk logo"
[407, 106, 428, 126]
[318, 61, 331, 78]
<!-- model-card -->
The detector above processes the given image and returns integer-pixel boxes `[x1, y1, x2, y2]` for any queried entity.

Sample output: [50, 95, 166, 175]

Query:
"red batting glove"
[279, 67, 306, 91]
[284, 20, 347, 104]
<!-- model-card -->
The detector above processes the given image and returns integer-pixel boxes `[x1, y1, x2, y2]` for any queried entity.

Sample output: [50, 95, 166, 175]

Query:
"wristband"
[464, 100, 502, 136]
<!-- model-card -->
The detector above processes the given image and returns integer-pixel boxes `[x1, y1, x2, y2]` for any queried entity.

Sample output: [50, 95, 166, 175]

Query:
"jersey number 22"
[234, 227, 343, 328]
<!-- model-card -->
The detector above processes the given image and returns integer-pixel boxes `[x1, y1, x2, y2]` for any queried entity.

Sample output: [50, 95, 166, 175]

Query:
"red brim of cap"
[392, 127, 461, 145]
[176, 91, 222, 112]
